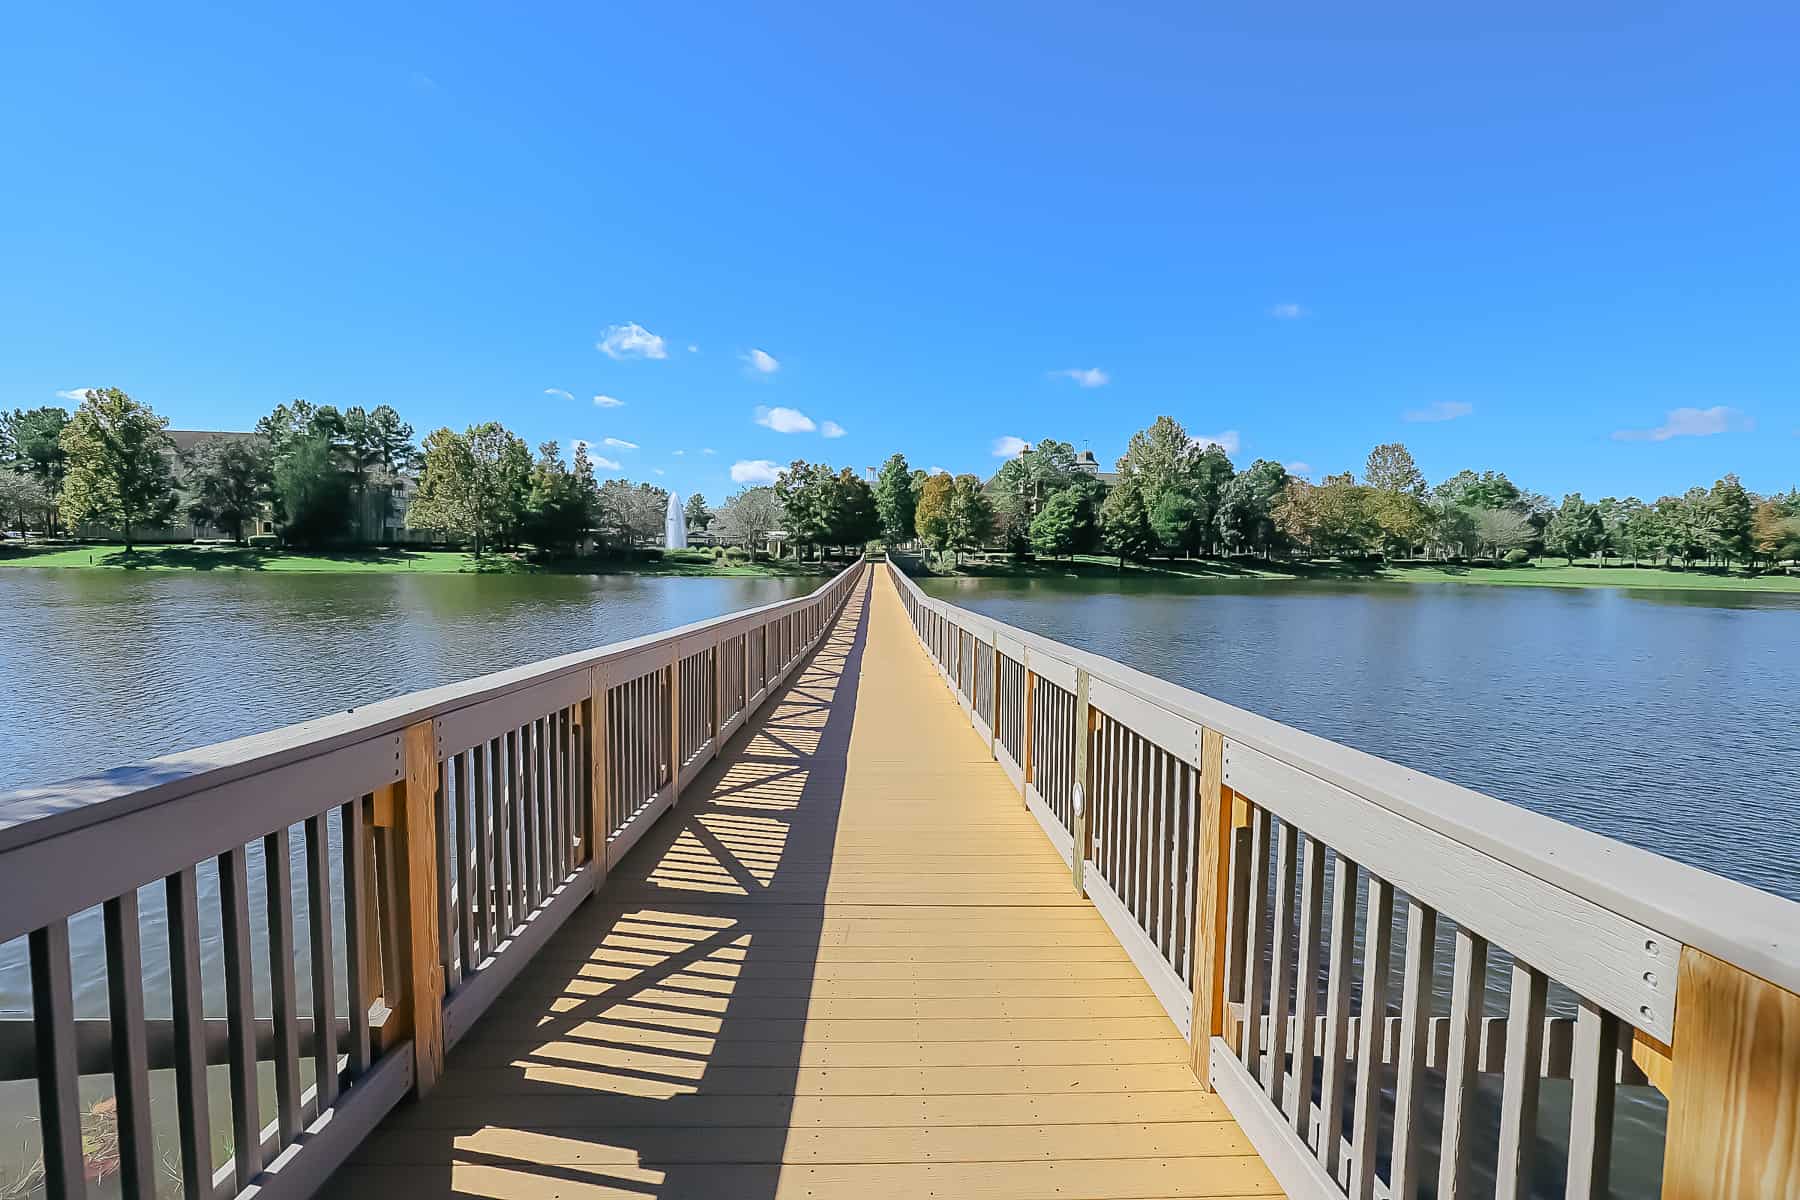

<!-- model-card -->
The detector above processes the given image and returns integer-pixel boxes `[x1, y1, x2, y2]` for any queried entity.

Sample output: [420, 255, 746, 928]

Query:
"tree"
[273, 434, 354, 546]
[684, 492, 712, 532]
[1099, 480, 1155, 566]
[1430, 502, 1481, 559]
[945, 474, 995, 562]
[184, 436, 273, 543]
[407, 422, 531, 555]
[1433, 469, 1523, 511]
[874, 453, 917, 545]
[0, 471, 48, 535]
[521, 440, 593, 556]
[342, 404, 417, 538]
[1752, 496, 1800, 564]
[1709, 474, 1754, 565]
[1149, 487, 1201, 558]
[1544, 493, 1603, 564]
[1113, 417, 1235, 557]
[1364, 443, 1427, 497]
[827, 468, 880, 550]
[714, 486, 782, 551]
[774, 461, 835, 558]
[1215, 460, 1291, 556]
[57, 388, 180, 550]
[1474, 507, 1535, 560]
[1365, 443, 1430, 557]
[914, 472, 955, 561]
[594, 480, 667, 551]
[990, 439, 1080, 549]
[1029, 484, 1099, 558]
[1275, 473, 1380, 557]
[2, 407, 71, 533]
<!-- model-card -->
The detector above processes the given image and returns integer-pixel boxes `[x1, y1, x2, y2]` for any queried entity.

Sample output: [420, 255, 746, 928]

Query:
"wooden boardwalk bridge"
[2, 560, 1796, 1199]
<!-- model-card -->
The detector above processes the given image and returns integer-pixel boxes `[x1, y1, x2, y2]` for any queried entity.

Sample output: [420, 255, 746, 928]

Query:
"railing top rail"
[886, 557, 1800, 999]
[0, 560, 863, 857]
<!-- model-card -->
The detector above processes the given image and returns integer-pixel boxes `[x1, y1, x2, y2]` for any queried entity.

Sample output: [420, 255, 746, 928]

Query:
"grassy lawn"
[920, 552, 1800, 593]
[0, 543, 831, 578]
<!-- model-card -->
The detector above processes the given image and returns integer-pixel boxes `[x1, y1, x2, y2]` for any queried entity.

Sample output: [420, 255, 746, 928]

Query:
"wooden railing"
[0, 561, 861, 1200]
[886, 558, 1800, 1200]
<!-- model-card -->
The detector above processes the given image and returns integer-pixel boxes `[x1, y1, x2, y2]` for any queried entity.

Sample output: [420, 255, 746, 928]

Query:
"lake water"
[1, 568, 1795, 1196]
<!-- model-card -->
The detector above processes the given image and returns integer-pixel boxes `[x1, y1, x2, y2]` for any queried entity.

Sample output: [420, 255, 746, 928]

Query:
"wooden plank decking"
[330, 567, 1281, 1198]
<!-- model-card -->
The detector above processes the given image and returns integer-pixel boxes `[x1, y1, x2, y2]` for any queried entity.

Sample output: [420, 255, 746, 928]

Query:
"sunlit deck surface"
[331, 569, 1281, 1198]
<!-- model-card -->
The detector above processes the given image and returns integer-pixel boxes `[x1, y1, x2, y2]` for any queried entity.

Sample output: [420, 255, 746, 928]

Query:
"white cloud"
[1051, 367, 1110, 388]
[1404, 401, 1474, 423]
[1268, 303, 1308, 319]
[820, 420, 846, 438]
[569, 439, 624, 471]
[593, 394, 626, 408]
[928, 466, 949, 476]
[54, 388, 94, 401]
[1192, 430, 1241, 455]
[543, 387, 574, 402]
[1613, 406, 1755, 442]
[596, 322, 668, 360]
[742, 348, 780, 375]
[1284, 461, 1313, 476]
[731, 459, 782, 484]
[992, 435, 1028, 458]
[594, 455, 623, 470]
[702, 447, 717, 455]
[672, 449, 686, 457]
[687, 344, 699, 353]
[755, 405, 815, 433]
[653, 468, 666, 476]
[601, 436, 638, 450]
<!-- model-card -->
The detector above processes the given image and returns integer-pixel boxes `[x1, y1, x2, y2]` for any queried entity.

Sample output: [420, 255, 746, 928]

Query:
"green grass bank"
[0, 543, 831, 578]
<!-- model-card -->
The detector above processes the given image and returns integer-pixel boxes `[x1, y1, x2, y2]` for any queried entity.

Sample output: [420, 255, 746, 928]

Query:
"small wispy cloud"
[701, 447, 717, 455]
[1284, 461, 1313, 476]
[1613, 406, 1755, 442]
[570, 438, 624, 471]
[928, 466, 949, 476]
[601, 436, 638, 450]
[1051, 367, 1110, 388]
[672, 449, 686, 457]
[543, 387, 574, 402]
[820, 420, 846, 438]
[1268, 303, 1308, 320]
[1193, 430, 1241, 455]
[742, 348, 780, 375]
[594, 455, 622, 470]
[593, 394, 625, 408]
[731, 459, 782, 484]
[993, 435, 1028, 458]
[597, 322, 668, 360]
[653, 468, 666, 476]
[755, 405, 815, 434]
[54, 388, 94, 401]
[1404, 401, 1474, 423]
[687, 344, 699, 353]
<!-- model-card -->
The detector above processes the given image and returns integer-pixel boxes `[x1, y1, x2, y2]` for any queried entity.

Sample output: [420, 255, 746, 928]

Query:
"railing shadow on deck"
[335, 575, 873, 1198]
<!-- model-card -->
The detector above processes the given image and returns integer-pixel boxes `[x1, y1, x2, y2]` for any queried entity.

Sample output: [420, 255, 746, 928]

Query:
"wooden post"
[1022, 669, 1036, 791]
[1660, 947, 1800, 1198]
[1189, 726, 1233, 1085]
[588, 668, 610, 889]
[667, 652, 683, 807]
[714, 636, 726, 750]
[371, 719, 445, 1095]
[1069, 668, 1091, 897]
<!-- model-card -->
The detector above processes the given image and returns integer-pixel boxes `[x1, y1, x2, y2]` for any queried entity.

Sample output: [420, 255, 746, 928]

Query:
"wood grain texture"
[331, 566, 1280, 1199]
[1189, 727, 1232, 1084]
[393, 719, 446, 1094]
[1662, 947, 1800, 1200]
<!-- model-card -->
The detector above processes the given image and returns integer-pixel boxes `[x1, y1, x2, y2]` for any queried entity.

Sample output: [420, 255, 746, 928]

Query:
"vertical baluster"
[1437, 927, 1490, 1199]
[545, 713, 561, 884]
[103, 890, 156, 1199]
[266, 827, 303, 1141]
[1565, 998, 1618, 1199]
[474, 742, 493, 962]
[521, 722, 540, 907]
[305, 812, 340, 1108]
[1239, 806, 1272, 1077]
[1349, 875, 1394, 1200]
[1495, 962, 1549, 1199]
[1390, 898, 1438, 1200]
[1319, 854, 1359, 1177]
[1223, 826, 1253, 1013]
[454, 752, 475, 975]
[1286, 835, 1325, 1135]
[29, 920, 85, 1200]
[166, 868, 213, 1198]
[1266, 820, 1298, 1105]
[492, 736, 513, 939]
[434, 750, 455, 986]
[341, 800, 373, 1076]
[1150, 747, 1166, 956]
[219, 845, 263, 1186]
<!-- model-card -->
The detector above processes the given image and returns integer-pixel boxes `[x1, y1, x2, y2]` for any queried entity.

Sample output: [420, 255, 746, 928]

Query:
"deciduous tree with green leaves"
[914, 472, 955, 562]
[874, 453, 917, 545]
[1099, 481, 1155, 566]
[407, 422, 532, 555]
[2, 406, 71, 533]
[184, 436, 274, 543]
[57, 388, 180, 550]
[1544, 493, 1604, 564]
[1215, 459, 1291, 556]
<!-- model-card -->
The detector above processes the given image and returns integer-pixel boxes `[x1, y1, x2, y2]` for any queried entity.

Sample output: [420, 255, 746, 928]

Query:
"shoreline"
[0, 543, 832, 579]
[912, 553, 1800, 594]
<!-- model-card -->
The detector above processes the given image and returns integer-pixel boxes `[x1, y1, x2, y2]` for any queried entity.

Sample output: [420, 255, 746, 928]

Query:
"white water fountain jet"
[664, 490, 688, 549]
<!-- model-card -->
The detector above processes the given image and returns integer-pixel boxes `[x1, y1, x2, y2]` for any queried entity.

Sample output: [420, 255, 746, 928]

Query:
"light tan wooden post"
[588, 667, 609, 890]
[667, 652, 683, 807]
[1069, 668, 1091, 896]
[1660, 947, 1800, 1198]
[1188, 726, 1233, 1085]
[371, 720, 445, 1095]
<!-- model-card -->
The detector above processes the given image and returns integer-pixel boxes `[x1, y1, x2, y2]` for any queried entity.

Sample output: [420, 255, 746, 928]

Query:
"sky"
[2, 2, 1796, 503]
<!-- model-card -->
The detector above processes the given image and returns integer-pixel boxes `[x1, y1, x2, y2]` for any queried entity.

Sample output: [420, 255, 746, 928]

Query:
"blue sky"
[3, 2, 1795, 503]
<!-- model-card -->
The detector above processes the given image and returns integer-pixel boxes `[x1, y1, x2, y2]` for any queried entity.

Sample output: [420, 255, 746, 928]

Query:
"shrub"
[1503, 549, 1531, 565]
